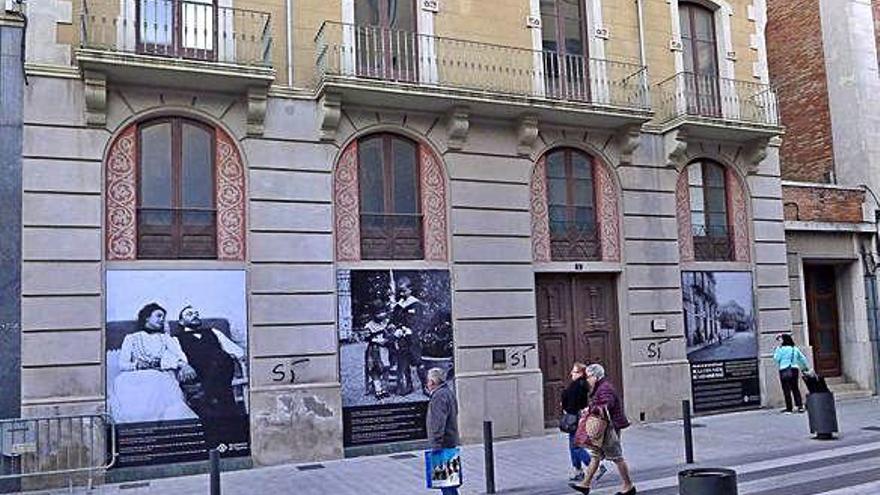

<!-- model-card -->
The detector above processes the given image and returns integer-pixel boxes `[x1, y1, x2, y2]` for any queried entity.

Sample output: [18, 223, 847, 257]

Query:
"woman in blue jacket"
[773, 334, 811, 413]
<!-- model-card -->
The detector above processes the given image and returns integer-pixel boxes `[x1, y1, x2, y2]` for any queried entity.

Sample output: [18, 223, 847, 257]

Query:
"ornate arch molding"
[675, 156, 751, 263]
[530, 147, 622, 263]
[665, 129, 770, 175]
[104, 118, 247, 261]
[333, 133, 449, 262]
[533, 126, 640, 168]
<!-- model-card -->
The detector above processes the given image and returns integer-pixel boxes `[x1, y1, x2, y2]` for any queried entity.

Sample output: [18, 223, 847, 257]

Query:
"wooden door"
[536, 273, 621, 427]
[804, 265, 842, 377]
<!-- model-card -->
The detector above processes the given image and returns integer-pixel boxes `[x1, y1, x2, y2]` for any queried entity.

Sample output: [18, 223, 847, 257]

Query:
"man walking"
[426, 367, 460, 495]
[570, 363, 636, 495]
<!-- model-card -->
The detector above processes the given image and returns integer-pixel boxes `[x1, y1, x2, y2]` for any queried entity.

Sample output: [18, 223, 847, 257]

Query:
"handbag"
[425, 447, 463, 489]
[574, 407, 609, 450]
[559, 412, 579, 433]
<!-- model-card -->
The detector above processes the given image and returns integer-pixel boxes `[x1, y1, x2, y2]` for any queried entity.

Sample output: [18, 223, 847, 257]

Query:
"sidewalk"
[34, 397, 880, 494]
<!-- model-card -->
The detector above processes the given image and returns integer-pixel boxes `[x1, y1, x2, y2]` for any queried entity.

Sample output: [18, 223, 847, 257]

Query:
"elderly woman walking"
[570, 363, 636, 495]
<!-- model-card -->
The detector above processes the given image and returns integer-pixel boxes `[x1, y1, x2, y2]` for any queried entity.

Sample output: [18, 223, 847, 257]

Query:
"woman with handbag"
[773, 334, 810, 413]
[570, 363, 636, 495]
[560, 362, 606, 483]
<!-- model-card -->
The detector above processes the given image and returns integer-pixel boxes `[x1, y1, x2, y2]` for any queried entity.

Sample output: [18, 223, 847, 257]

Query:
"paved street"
[689, 331, 758, 362]
[22, 396, 880, 495]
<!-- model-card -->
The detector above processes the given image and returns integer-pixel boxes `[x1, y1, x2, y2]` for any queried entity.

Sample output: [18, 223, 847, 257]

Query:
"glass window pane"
[694, 8, 715, 42]
[705, 162, 724, 185]
[355, 0, 381, 25]
[548, 178, 567, 205]
[573, 178, 594, 206]
[706, 188, 727, 213]
[696, 41, 717, 75]
[574, 206, 595, 228]
[541, 13, 559, 52]
[358, 137, 385, 214]
[708, 213, 728, 230]
[549, 205, 566, 233]
[140, 122, 173, 209]
[691, 212, 706, 231]
[546, 152, 565, 178]
[182, 123, 214, 209]
[390, 0, 415, 31]
[689, 186, 704, 215]
[572, 153, 592, 178]
[563, 15, 583, 55]
[688, 163, 703, 186]
[679, 7, 691, 39]
[392, 138, 418, 214]
[139, 0, 173, 46]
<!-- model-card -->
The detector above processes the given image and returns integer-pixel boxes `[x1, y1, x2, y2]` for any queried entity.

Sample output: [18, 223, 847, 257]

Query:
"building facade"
[767, 0, 880, 400]
[16, 0, 794, 474]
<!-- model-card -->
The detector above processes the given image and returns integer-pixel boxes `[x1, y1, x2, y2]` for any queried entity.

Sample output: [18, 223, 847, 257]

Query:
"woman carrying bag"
[560, 362, 606, 483]
[570, 364, 636, 495]
[773, 334, 811, 414]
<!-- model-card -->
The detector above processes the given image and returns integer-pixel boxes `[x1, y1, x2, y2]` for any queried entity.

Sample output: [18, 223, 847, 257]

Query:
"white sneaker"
[569, 468, 584, 481]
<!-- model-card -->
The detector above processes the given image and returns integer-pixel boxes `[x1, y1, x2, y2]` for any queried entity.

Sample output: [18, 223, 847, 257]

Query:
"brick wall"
[766, 0, 835, 183]
[782, 185, 865, 223]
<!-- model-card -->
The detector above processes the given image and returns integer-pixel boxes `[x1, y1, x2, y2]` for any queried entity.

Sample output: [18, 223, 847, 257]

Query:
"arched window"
[546, 148, 599, 261]
[137, 117, 216, 258]
[679, 2, 720, 116]
[106, 117, 246, 261]
[358, 133, 422, 260]
[687, 160, 731, 261]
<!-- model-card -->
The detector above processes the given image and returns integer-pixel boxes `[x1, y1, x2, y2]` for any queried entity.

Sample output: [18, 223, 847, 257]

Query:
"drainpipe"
[860, 184, 880, 395]
[286, 0, 293, 85]
[636, 0, 646, 66]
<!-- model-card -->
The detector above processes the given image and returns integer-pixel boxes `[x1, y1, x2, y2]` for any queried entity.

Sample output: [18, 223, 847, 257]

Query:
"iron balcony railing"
[315, 21, 650, 111]
[80, 0, 272, 67]
[654, 71, 779, 126]
[550, 220, 601, 261]
[692, 223, 734, 262]
[360, 212, 424, 260]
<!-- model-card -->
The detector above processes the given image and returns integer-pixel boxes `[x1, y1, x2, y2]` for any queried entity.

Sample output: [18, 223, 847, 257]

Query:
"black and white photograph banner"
[337, 269, 454, 449]
[105, 270, 250, 467]
[682, 271, 760, 414]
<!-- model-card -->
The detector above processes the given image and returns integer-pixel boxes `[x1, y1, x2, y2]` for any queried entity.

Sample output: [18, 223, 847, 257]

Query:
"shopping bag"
[425, 447, 463, 489]
[574, 409, 609, 450]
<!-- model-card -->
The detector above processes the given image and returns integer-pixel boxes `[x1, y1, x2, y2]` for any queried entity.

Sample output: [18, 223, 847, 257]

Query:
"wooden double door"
[804, 265, 842, 377]
[536, 273, 622, 426]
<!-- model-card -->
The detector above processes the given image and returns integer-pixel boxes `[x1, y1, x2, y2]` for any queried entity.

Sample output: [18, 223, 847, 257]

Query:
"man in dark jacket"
[426, 367, 460, 495]
[570, 363, 636, 495]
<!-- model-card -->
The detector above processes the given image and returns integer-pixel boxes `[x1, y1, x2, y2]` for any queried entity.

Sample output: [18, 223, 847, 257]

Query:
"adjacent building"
[11, 0, 813, 476]
[767, 0, 880, 400]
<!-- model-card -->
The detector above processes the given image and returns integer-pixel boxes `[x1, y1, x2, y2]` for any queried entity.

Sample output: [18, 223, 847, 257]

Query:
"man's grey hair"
[427, 367, 447, 385]
[586, 363, 605, 380]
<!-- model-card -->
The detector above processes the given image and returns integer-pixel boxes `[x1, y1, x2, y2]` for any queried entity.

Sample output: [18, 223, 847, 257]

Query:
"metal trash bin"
[806, 392, 838, 440]
[679, 468, 737, 495]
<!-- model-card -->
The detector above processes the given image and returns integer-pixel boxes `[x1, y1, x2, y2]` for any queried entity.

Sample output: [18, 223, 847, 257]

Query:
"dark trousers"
[780, 368, 803, 411]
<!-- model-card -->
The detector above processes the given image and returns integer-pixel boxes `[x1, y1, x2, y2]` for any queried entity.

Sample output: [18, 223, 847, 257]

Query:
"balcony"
[77, 0, 274, 92]
[654, 72, 781, 142]
[314, 21, 651, 129]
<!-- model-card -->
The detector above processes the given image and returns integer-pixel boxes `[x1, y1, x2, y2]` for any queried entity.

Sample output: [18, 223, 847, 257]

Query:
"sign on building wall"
[337, 269, 454, 450]
[682, 271, 760, 414]
[105, 270, 250, 468]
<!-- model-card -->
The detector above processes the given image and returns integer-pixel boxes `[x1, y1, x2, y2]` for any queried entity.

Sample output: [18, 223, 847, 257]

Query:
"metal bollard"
[210, 449, 221, 495]
[682, 400, 694, 464]
[483, 420, 496, 494]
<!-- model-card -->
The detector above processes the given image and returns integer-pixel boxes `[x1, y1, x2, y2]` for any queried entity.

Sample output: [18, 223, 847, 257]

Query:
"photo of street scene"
[682, 271, 757, 363]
